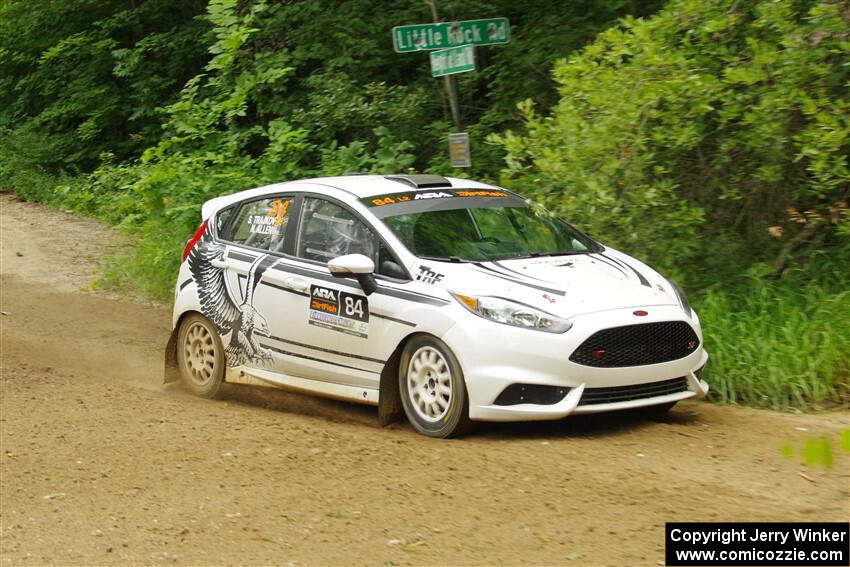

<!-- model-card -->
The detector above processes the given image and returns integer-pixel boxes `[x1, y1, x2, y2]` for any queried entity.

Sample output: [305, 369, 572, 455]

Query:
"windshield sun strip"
[363, 193, 527, 219]
[362, 188, 519, 208]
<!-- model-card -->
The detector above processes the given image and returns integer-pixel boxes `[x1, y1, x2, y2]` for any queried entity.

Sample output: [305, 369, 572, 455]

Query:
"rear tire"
[176, 313, 225, 399]
[399, 336, 472, 438]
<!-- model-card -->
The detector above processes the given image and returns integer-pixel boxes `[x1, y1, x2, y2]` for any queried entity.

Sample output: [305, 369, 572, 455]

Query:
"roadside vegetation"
[1, 0, 847, 409]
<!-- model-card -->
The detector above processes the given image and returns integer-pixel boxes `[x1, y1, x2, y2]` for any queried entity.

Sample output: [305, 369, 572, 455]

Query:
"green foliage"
[802, 437, 834, 469]
[0, 0, 209, 170]
[1, 0, 655, 182]
[320, 128, 417, 176]
[81, 0, 301, 297]
[781, 432, 848, 469]
[492, 0, 850, 286]
[695, 254, 850, 409]
[60, 0, 428, 299]
[0, 127, 85, 206]
[841, 429, 850, 455]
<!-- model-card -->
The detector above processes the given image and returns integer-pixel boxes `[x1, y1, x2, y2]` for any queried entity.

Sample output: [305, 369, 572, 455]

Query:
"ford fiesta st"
[164, 174, 708, 438]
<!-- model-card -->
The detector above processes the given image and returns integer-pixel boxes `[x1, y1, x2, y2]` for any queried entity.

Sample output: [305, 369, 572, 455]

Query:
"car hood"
[419, 249, 681, 319]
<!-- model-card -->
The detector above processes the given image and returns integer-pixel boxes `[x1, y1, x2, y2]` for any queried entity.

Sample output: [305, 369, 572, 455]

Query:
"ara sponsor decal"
[416, 265, 445, 285]
[309, 284, 369, 338]
[414, 191, 453, 200]
[188, 234, 277, 367]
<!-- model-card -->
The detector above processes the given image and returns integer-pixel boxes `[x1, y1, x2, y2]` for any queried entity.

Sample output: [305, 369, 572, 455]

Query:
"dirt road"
[1, 193, 847, 566]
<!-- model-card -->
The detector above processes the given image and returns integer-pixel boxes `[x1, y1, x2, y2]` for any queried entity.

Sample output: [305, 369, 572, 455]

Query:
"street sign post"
[448, 132, 471, 168]
[430, 45, 475, 77]
[392, 17, 509, 53]
[393, 12, 507, 167]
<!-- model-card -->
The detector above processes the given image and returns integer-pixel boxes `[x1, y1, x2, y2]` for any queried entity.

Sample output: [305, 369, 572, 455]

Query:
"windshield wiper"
[508, 251, 586, 260]
[419, 255, 471, 263]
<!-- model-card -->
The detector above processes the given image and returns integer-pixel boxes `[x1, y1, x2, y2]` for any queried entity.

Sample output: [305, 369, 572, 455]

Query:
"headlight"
[670, 281, 692, 317]
[450, 293, 572, 333]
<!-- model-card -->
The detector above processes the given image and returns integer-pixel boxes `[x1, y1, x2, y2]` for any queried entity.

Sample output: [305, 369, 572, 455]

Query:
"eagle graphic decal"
[188, 233, 277, 367]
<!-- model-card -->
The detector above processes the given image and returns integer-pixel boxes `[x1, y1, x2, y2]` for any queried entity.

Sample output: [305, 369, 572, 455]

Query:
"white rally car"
[165, 174, 708, 438]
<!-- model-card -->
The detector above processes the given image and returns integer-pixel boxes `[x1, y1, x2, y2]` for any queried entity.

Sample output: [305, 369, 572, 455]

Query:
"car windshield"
[379, 204, 599, 262]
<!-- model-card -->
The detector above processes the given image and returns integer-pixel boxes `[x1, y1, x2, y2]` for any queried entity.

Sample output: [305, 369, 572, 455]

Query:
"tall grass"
[696, 267, 850, 410]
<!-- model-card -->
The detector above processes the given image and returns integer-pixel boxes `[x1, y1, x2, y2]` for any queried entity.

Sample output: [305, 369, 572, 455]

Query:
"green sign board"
[392, 17, 509, 53]
[430, 45, 475, 77]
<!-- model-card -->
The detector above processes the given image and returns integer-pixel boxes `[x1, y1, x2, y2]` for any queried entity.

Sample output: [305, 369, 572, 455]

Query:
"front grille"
[579, 377, 688, 406]
[569, 321, 699, 368]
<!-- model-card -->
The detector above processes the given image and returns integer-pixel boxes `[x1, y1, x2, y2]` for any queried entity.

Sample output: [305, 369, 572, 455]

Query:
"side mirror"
[328, 254, 377, 296]
[328, 254, 375, 276]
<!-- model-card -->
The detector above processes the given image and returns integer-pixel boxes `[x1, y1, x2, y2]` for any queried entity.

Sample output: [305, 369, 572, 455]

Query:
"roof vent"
[385, 174, 452, 189]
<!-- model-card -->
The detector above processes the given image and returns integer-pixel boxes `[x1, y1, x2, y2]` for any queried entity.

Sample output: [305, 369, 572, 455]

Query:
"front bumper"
[441, 305, 709, 422]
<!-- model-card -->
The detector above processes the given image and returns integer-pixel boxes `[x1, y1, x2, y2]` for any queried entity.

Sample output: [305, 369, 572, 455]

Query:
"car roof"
[292, 174, 499, 198]
[200, 174, 509, 219]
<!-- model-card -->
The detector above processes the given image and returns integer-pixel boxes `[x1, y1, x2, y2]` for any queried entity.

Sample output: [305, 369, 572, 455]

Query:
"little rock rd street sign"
[392, 17, 509, 53]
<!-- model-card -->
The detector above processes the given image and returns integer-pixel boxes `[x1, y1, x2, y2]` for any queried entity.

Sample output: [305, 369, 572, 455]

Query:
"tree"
[492, 0, 849, 285]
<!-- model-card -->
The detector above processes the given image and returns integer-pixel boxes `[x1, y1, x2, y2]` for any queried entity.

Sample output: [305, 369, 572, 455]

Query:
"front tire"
[399, 336, 472, 438]
[176, 313, 225, 399]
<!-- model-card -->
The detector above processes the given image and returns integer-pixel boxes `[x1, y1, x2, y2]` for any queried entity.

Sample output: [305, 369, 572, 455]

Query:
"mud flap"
[163, 327, 180, 384]
[377, 346, 403, 426]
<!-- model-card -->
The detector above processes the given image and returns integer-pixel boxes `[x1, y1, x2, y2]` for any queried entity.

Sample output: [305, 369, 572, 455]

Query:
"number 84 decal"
[308, 284, 370, 338]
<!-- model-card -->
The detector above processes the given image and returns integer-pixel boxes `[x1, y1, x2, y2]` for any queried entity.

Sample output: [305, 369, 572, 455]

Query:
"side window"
[215, 205, 236, 238]
[226, 196, 293, 252]
[297, 198, 378, 263]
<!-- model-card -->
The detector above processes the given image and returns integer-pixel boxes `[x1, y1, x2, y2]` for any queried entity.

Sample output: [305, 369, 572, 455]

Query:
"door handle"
[210, 258, 230, 269]
[284, 277, 309, 292]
